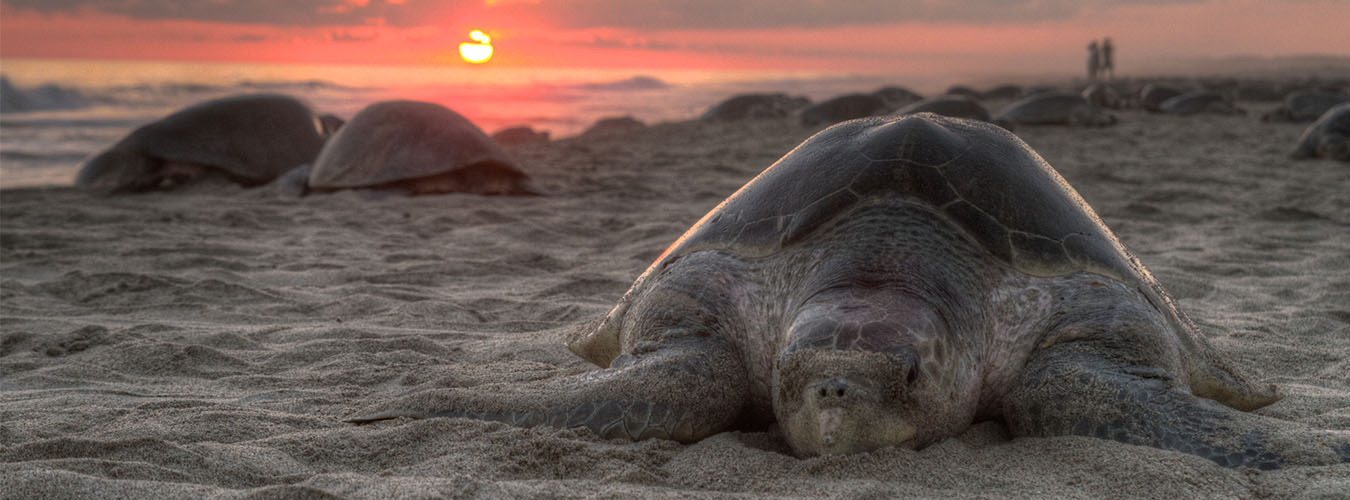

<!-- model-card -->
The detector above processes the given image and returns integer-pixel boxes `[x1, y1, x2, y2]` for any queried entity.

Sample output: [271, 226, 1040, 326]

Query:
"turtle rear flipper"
[1004, 341, 1350, 469]
[345, 337, 748, 443]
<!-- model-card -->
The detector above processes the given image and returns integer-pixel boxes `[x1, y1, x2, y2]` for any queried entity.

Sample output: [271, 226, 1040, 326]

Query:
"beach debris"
[75, 93, 327, 193]
[701, 93, 810, 121]
[1291, 103, 1350, 161]
[307, 100, 538, 196]
[996, 91, 1117, 127]
[1261, 89, 1350, 123]
[346, 113, 1348, 469]
[798, 93, 888, 127]
[1160, 90, 1244, 116]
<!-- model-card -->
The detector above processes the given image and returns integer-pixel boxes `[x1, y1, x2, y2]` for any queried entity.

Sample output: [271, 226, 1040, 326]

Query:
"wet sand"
[2, 103, 1348, 498]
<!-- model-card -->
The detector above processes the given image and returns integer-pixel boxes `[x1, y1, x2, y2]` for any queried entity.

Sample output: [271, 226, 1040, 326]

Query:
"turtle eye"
[906, 367, 919, 386]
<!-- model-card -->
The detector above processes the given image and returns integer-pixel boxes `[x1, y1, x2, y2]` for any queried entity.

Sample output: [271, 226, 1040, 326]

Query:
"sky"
[2, 0, 1348, 76]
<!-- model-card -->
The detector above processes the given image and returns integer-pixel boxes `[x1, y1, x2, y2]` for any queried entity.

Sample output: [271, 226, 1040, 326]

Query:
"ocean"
[0, 58, 946, 189]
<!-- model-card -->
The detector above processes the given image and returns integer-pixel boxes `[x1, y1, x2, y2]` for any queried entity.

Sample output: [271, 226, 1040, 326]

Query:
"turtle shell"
[644, 112, 1147, 288]
[1292, 103, 1350, 160]
[308, 100, 521, 189]
[1283, 90, 1350, 121]
[893, 95, 992, 122]
[799, 94, 888, 127]
[996, 92, 1097, 125]
[76, 94, 325, 189]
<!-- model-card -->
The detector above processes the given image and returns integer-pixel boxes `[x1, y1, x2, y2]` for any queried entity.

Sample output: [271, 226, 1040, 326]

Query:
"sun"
[459, 30, 493, 64]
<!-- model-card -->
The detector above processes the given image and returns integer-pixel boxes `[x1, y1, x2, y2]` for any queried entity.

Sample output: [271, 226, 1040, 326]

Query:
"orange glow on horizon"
[459, 30, 493, 64]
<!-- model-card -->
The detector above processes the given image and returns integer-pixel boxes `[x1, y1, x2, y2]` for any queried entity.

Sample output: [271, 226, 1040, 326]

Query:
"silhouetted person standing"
[1087, 41, 1100, 82]
[1101, 38, 1115, 80]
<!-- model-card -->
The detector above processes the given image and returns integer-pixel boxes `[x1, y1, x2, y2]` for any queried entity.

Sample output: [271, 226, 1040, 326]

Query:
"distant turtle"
[871, 86, 924, 108]
[996, 92, 1116, 127]
[1139, 84, 1185, 112]
[981, 84, 1024, 100]
[582, 115, 646, 137]
[702, 93, 810, 121]
[347, 113, 1350, 469]
[1291, 103, 1350, 161]
[75, 94, 327, 193]
[893, 95, 999, 127]
[492, 126, 550, 146]
[1261, 89, 1350, 123]
[306, 100, 537, 196]
[1161, 90, 1244, 116]
[799, 94, 887, 127]
[943, 85, 982, 99]
[1081, 82, 1123, 109]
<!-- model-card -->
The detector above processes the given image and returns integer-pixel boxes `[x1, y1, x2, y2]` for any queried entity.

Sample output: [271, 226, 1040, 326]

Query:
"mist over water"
[0, 58, 951, 188]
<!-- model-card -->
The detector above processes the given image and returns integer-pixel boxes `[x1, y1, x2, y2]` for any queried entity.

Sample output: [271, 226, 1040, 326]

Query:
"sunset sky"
[2, 0, 1348, 76]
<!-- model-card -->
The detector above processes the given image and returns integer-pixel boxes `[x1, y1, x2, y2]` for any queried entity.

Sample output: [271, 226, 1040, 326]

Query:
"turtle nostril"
[818, 388, 827, 398]
[835, 387, 846, 397]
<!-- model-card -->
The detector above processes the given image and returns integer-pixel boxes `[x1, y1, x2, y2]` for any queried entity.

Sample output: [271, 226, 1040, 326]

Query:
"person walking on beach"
[1087, 41, 1100, 82]
[1100, 38, 1115, 80]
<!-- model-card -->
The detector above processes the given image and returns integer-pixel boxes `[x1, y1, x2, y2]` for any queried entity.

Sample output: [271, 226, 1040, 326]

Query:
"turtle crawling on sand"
[76, 94, 328, 193]
[306, 100, 538, 196]
[996, 91, 1116, 127]
[1291, 103, 1350, 161]
[350, 113, 1350, 469]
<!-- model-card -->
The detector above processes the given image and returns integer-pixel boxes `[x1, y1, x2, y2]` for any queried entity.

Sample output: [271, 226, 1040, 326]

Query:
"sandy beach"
[2, 98, 1349, 498]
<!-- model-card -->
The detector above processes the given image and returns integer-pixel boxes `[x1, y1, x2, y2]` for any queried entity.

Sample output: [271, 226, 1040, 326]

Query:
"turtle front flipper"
[1004, 341, 1350, 469]
[345, 336, 748, 443]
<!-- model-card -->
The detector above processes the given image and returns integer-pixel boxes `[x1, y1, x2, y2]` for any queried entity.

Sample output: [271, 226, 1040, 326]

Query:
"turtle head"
[75, 149, 159, 194]
[773, 287, 970, 456]
[775, 348, 925, 456]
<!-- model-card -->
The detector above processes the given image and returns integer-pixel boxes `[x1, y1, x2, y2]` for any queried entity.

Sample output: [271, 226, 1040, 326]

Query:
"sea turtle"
[702, 93, 811, 121]
[1291, 103, 1350, 161]
[1261, 89, 1350, 123]
[75, 94, 328, 193]
[893, 95, 994, 123]
[1081, 82, 1123, 109]
[1139, 84, 1184, 112]
[943, 85, 983, 99]
[582, 115, 646, 137]
[348, 113, 1350, 468]
[981, 84, 1024, 101]
[492, 126, 550, 146]
[996, 91, 1117, 127]
[306, 100, 537, 196]
[799, 94, 888, 127]
[871, 87, 925, 108]
[1160, 90, 1244, 116]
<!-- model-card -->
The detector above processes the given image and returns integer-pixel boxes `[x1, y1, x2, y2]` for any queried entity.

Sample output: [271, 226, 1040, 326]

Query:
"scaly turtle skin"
[349, 113, 1350, 469]
[308, 100, 537, 196]
[996, 92, 1117, 127]
[76, 94, 327, 193]
[1291, 103, 1350, 161]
